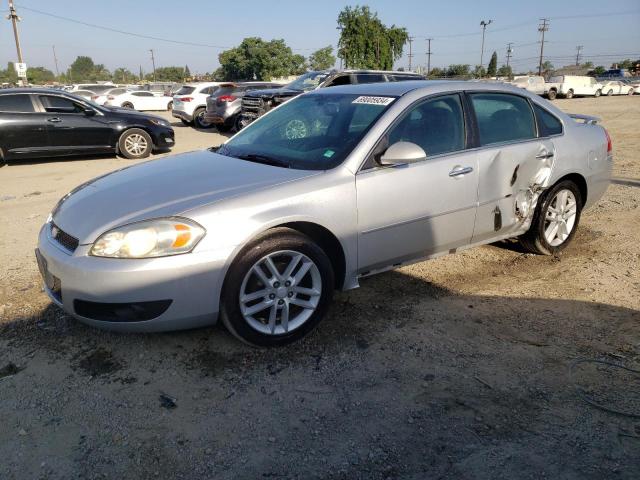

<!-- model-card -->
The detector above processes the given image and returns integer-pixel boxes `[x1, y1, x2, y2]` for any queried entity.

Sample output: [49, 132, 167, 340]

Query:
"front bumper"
[151, 126, 175, 149]
[36, 223, 233, 332]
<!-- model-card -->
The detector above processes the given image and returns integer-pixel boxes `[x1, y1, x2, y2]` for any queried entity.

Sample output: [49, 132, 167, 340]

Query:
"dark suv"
[0, 89, 175, 162]
[204, 81, 282, 132]
[239, 69, 424, 128]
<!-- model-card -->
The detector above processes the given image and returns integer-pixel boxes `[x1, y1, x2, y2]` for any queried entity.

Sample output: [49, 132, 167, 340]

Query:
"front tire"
[220, 228, 334, 347]
[628, 88, 635, 96]
[565, 89, 574, 99]
[519, 180, 583, 255]
[547, 89, 557, 100]
[118, 128, 153, 159]
[594, 89, 601, 97]
[121, 102, 134, 109]
[167, 101, 173, 111]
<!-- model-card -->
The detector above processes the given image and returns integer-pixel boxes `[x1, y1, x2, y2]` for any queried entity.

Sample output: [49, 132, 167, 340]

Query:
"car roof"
[0, 88, 77, 95]
[306, 80, 529, 97]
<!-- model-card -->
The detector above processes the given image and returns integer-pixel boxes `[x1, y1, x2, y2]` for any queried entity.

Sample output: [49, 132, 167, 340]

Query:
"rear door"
[469, 92, 557, 243]
[36, 94, 114, 154]
[0, 93, 52, 160]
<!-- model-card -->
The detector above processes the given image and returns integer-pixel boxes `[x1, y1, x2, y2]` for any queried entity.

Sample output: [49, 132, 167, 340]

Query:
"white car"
[172, 82, 222, 128]
[105, 91, 174, 111]
[92, 87, 128, 105]
[600, 80, 635, 96]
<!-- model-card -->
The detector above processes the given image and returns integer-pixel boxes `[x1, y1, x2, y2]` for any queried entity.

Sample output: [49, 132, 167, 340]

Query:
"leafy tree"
[309, 46, 336, 70]
[218, 37, 306, 80]
[590, 66, 606, 76]
[497, 65, 513, 78]
[184, 65, 191, 79]
[581, 61, 593, 69]
[0, 62, 19, 84]
[473, 65, 486, 78]
[112, 67, 138, 84]
[541, 61, 554, 74]
[487, 51, 498, 77]
[26, 66, 55, 84]
[145, 66, 187, 82]
[66, 56, 111, 82]
[446, 64, 470, 77]
[428, 67, 444, 78]
[337, 5, 408, 70]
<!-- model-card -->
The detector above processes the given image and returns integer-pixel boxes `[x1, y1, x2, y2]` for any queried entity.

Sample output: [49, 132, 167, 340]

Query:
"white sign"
[14, 62, 27, 77]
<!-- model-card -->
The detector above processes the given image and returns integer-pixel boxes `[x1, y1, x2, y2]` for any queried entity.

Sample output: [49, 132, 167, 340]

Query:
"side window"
[387, 94, 465, 157]
[355, 74, 386, 84]
[134, 92, 153, 97]
[470, 93, 536, 146]
[533, 103, 563, 137]
[39, 96, 84, 114]
[325, 75, 352, 87]
[0, 94, 35, 113]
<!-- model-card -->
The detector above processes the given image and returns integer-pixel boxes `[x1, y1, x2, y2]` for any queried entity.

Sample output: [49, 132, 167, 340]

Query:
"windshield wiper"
[236, 153, 290, 168]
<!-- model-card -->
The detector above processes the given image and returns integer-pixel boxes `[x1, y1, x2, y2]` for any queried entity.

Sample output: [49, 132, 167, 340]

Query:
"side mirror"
[378, 141, 427, 166]
[83, 108, 96, 117]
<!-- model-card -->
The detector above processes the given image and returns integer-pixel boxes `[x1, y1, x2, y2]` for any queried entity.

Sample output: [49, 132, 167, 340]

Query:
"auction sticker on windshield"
[352, 96, 395, 106]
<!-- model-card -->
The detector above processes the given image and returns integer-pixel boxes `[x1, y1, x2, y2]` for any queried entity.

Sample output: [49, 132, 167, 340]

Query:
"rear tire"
[519, 180, 583, 255]
[220, 228, 334, 347]
[628, 88, 635, 95]
[193, 107, 213, 129]
[565, 89, 574, 99]
[594, 89, 601, 97]
[118, 128, 153, 159]
[547, 89, 557, 100]
[167, 101, 173, 111]
[121, 102, 134, 109]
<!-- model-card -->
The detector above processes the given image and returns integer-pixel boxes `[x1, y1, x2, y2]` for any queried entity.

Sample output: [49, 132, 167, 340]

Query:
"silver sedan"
[36, 81, 612, 346]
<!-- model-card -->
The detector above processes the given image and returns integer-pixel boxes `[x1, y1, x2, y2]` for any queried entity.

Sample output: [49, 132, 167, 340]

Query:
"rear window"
[0, 94, 34, 112]
[175, 86, 195, 95]
[533, 104, 563, 137]
[213, 86, 236, 96]
[390, 74, 422, 81]
[85, 85, 113, 94]
[355, 74, 386, 84]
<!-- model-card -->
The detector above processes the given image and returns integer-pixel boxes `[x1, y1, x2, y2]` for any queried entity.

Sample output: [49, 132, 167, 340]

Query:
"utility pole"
[407, 36, 414, 71]
[575, 45, 583, 66]
[149, 49, 156, 82]
[7, 0, 26, 85]
[506, 42, 513, 69]
[426, 38, 432, 76]
[479, 20, 492, 70]
[52, 45, 59, 78]
[538, 18, 549, 76]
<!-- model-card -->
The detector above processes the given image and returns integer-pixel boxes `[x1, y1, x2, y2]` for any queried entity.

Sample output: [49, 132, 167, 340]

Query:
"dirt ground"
[1, 98, 639, 479]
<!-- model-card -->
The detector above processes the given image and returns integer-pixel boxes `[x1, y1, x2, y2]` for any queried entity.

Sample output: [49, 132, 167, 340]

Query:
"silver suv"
[204, 82, 282, 132]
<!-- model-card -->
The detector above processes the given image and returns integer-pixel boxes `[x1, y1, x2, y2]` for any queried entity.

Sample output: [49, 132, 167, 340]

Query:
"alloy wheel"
[123, 133, 148, 157]
[544, 189, 578, 247]
[239, 250, 322, 335]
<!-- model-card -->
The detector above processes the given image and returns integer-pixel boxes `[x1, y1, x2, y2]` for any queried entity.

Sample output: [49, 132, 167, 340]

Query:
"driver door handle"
[449, 166, 473, 177]
[536, 151, 554, 159]
[47, 117, 62, 123]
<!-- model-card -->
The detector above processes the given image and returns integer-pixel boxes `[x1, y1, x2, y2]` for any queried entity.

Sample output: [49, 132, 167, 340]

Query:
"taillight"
[179, 97, 193, 102]
[604, 128, 612, 153]
[91, 95, 99, 100]
[217, 95, 237, 102]
[107, 95, 115, 100]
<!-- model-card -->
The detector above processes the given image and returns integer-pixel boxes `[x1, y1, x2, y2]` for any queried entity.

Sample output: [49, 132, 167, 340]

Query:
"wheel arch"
[116, 125, 156, 153]
[554, 172, 587, 205]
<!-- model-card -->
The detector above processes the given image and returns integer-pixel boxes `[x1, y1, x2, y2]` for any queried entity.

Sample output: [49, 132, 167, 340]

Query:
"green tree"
[590, 66, 606, 76]
[112, 67, 137, 84]
[446, 64, 470, 77]
[0, 62, 19, 84]
[541, 61, 554, 74]
[184, 65, 191, 79]
[308, 46, 336, 70]
[428, 67, 444, 78]
[218, 37, 306, 80]
[487, 51, 498, 77]
[337, 5, 408, 70]
[145, 66, 187, 82]
[26, 66, 55, 84]
[581, 61, 594, 69]
[473, 65, 486, 78]
[68, 56, 96, 81]
[497, 64, 513, 78]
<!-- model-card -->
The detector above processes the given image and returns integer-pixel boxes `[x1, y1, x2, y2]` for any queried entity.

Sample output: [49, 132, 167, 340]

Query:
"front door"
[356, 93, 478, 271]
[0, 93, 52, 160]
[36, 94, 113, 154]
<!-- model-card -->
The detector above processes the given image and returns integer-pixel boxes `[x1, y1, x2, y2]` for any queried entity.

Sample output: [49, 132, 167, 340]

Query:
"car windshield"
[286, 71, 330, 92]
[218, 93, 396, 170]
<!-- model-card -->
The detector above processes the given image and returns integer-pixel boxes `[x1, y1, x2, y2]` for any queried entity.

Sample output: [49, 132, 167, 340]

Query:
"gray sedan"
[36, 81, 612, 346]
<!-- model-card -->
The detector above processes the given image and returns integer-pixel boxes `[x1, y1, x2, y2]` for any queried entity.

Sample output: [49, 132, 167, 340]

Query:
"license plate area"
[35, 249, 62, 302]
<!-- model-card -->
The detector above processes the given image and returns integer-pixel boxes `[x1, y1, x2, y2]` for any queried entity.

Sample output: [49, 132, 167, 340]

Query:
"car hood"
[52, 150, 319, 244]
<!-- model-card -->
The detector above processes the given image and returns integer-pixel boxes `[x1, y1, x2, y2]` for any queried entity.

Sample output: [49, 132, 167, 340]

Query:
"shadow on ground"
[1, 269, 639, 479]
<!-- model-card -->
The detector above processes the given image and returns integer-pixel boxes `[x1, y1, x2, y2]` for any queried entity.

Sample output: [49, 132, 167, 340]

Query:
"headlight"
[90, 218, 205, 258]
[149, 118, 170, 127]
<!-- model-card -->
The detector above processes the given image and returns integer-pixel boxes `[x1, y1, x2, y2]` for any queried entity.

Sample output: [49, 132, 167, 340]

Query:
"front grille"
[51, 223, 79, 252]
[241, 96, 266, 117]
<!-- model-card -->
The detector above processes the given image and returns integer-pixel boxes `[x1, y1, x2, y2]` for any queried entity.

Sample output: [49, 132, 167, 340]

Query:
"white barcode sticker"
[352, 96, 395, 106]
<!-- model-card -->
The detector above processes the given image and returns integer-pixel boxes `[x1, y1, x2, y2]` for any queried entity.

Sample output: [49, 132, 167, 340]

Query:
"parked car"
[172, 82, 223, 128]
[35, 81, 611, 346]
[105, 90, 174, 111]
[239, 69, 424, 128]
[204, 81, 282, 132]
[92, 87, 128, 105]
[70, 90, 96, 100]
[546, 75, 603, 99]
[0, 88, 174, 162]
[622, 79, 640, 93]
[599, 80, 635, 96]
[70, 84, 115, 94]
[508, 76, 558, 98]
[142, 82, 180, 96]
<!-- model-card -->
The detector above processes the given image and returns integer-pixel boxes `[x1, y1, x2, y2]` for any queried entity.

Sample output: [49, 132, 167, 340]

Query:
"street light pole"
[149, 49, 156, 82]
[480, 19, 492, 71]
[7, 0, 26, 85]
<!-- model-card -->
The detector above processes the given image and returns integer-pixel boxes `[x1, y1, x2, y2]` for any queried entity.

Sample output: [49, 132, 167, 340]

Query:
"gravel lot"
[1, 99, 639, 479]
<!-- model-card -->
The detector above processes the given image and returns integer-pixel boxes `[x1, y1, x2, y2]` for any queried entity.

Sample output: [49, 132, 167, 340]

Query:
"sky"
[1, 0, 639, 76]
